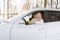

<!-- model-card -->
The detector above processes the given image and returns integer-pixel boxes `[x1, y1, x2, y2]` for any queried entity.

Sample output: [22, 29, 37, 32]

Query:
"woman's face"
[35, 13, 42, 19]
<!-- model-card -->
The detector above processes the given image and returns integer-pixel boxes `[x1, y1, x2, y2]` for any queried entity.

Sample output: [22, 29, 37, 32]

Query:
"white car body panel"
[11, 24, 46, 40]
[0, 8, 60, 40]
[11, 22, 60, 40]
[0, 24, 12, 40]
[46, 22, 60, 40]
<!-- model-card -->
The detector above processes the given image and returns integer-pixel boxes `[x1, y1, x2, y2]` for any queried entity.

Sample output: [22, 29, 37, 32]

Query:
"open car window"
[22, 11, 44, 25]
[23, 13, 32, 21]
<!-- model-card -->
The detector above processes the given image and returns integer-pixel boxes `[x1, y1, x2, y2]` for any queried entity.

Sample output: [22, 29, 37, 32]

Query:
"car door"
[11, 23, 47, 40]
[45, 10, 60, 40]
[46, 22, 60, 40]
[10, 10, 47, 40]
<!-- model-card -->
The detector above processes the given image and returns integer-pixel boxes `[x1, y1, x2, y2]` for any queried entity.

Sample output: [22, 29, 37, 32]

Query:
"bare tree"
[7, 0, 10, 19]
[41, 0, 42, 7]
[56, 0, 58, 8]
[3, 0, 5, 18]
[51, 0, 53, 8]
[44, 0, 47, 7]
[22, 0, 30, 11]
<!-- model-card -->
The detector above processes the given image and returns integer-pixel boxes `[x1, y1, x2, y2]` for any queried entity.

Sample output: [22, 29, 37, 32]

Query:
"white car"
[0, 8, 60, 40]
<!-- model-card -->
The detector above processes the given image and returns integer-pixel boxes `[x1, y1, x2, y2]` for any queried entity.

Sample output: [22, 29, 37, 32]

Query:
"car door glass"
[44, 11, 60, 22]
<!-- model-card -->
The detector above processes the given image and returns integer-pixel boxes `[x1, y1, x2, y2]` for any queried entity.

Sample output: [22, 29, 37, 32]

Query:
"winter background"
[0, 0, 60, 20]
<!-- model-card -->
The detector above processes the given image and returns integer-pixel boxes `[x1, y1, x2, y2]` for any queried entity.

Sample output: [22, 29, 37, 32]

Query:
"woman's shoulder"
[40, 18, 44, 23]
